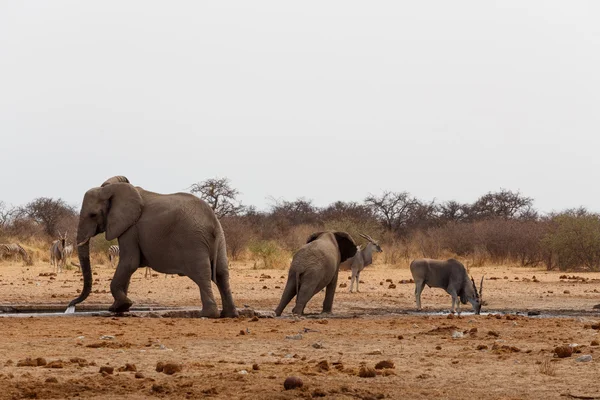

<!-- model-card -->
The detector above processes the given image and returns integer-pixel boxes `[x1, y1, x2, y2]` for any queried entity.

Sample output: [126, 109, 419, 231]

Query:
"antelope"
[50, 231, 68, 273]
[347, 233, 383, 293]
[410, 258, 483, 314]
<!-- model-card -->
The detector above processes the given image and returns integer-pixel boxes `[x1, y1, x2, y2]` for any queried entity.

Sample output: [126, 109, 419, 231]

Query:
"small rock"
[367, 349, 383, 355]
[134, 372, 145, 379]
[554, 345, 573, 358]
[564, 290, 570, 294]
[339, 283, 347, 288]
[591, 340, 599, 346]
[252, 363, 260, 370]
[476, 344, 488, 350]
[374, 360, 395, 369]
[99, 366, 114, 374]
[576, 355, 592, 362]
[100, 335, 115, 340]
[45, 360, 64, 369]
[283, 376, 303, 390]
[388, 284, 396, 289]
[316, 360, 329, 371]
[45, 377, 58, 383]
[452, 331, 464, 339]
[435, 345, 442, 350]
[162, 363, 182, 375]
[358, 366, 377, 378]
[156, 362, 164, 372]
[285, 334, 303, 340]
[447, 314, 455, 320]
[487, 330, 500, 337]
[238, 369, 248, 375]
[312, 342, 324, 349]
[397, 335, 404, 340]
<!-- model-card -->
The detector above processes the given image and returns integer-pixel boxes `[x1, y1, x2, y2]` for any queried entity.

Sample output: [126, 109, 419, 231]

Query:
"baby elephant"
[275, 231, 357, 316]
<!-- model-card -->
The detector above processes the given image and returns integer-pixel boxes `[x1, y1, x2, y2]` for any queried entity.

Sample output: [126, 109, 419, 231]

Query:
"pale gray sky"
[1, 1, 599, 213]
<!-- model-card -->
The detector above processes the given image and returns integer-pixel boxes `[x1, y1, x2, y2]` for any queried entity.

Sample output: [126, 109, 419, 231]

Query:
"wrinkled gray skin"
[410, 258, 482, 314]
[69, 176, 238, 318]
[348, 240, 383, 293]
[275, 231, 357, 316]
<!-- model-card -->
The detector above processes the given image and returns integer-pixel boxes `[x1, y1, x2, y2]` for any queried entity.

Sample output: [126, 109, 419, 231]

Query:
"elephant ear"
[334, 231, 357, 262]
[306, 231, 325, 244]
[99, 182, 143, 241]
[101, 176, 130, 187]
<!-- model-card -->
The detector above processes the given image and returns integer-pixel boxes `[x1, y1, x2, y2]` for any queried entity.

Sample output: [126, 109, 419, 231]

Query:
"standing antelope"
[50, 232, 68, 273]
[0, 243, 31, 264]
[410, 258, 483, 314]
[348, 233, 383, 293]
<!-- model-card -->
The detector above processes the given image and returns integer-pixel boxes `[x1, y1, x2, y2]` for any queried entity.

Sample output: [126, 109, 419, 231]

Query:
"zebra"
[0, 243, 31, 264]
[107, 245, 152, 277]
[50, 232, 68, 273]
[108, 245, 119, 268]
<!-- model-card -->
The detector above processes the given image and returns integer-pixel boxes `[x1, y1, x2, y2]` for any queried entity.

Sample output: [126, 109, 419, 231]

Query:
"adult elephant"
[69, 176, 238, 318]
[275, 231, 357, 316]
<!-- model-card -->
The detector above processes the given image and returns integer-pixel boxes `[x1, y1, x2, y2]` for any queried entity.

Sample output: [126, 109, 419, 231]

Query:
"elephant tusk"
[77, 239, 90, 247]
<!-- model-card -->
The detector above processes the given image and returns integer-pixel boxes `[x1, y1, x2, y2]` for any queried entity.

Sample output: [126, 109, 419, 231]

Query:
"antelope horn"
[479, 276, 484, 299]
[471, 275, 477, 295]
[101, 176, 130, 187]
[359, 233, 377, 244]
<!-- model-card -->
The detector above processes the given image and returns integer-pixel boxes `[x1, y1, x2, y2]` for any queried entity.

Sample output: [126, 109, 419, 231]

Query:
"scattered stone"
[17, 358, 42, 367]
[591, 340, 599, 347]
[238, 369, 248, 375]
[358, 366, 377, 378]
[316, 360, 329, 371]
[283, 376, 303, 390]
[367, 349, 383, 355]
[576, 355, 592, 362]
[312, 342, 324, 349]
[388, 284, 396, 289]
[118, 363, 137, 372]
[476, 344, 488, 350]
[563, 290, 570, 294]
[162, 363, 182, 375]
[435, 345, 442, 350]
[135, 372, 145, 379]
[45, 377, 58, 383]
[374, 360, 395, 370]
[554, 345, 573, 358]
[252, 363, 260, 370]
[251, 316, 259, 322]
[152, 383, 167, 393]
[100, 335, 115, 340]
[452, 331, 464, 339]
[339, 283, 347, 288]
[99, 366, 114, 374]
[285, 334, 303, 340]
[397, 335, 404, 340]
[487, 330, 500, 337]
[45, 360, 64, 369]
[469, 327, 478, 334]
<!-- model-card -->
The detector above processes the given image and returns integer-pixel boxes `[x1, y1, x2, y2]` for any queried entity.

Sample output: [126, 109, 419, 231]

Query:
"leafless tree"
[364, 191, 420, 234]
[189, 177, 245, 218]
[471, 189, 534, 220]
[19, 198, 77, 237]
[220, 216, 254, 260]
[439, 200, 471, 223]
[0, 201, 18, 231]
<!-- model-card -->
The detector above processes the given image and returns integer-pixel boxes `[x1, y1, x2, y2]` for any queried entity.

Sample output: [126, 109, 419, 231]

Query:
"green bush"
[248, 240, 289, 269]
[542, 213, 600, 271]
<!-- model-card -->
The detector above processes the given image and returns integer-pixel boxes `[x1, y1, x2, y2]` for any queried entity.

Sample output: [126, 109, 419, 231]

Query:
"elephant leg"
[292, 272, 319, 316]
[215, 246, 238, 318]
[275, 274, 297, 316]
[187, 256, 219, 318]
[322, 273, 339, 314]
[415, 280, 426, 311]
[108, 250, 139, 313]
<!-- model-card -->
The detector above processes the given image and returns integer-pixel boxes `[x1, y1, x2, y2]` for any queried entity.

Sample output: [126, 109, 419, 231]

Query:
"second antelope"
[410, 258, 483, 315]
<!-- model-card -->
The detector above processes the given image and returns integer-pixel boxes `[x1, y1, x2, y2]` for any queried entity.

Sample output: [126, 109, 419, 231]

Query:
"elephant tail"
[211, 232, 219, 284]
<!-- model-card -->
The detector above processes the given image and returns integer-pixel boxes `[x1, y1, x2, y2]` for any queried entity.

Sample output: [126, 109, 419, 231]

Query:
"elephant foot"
[109, 299, 133, 313]
[199, 307, 220, 319]
[220, 308, 239, 318]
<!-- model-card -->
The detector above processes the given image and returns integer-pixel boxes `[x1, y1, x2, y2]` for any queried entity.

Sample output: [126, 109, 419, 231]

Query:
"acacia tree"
[189, 177, 245, 218]
[471, 189, 535, 220]
[19, 197, 76, 237]
[364, 191, 420, 235]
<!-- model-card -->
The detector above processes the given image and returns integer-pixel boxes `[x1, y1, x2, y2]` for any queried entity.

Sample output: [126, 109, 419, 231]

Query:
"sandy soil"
[1, 259, 600, 399]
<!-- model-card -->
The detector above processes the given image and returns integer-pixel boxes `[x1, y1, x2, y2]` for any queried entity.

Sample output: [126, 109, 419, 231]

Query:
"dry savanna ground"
[1, 258, 600, 399]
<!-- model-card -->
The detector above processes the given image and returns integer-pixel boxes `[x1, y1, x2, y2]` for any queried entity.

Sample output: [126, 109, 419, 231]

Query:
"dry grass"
[538, 360, 557, 376]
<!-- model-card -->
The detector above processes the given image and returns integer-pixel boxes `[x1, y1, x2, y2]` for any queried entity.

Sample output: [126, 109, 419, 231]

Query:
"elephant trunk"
[68, 241, 92, 308]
